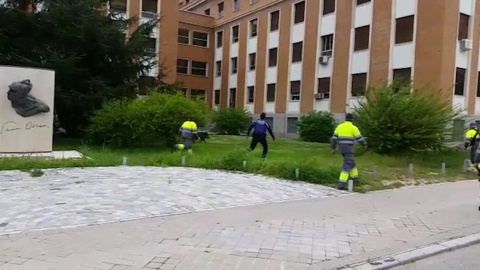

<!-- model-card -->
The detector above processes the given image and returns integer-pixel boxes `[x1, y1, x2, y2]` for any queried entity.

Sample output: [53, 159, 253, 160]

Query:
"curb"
[338, 233, 480, 270]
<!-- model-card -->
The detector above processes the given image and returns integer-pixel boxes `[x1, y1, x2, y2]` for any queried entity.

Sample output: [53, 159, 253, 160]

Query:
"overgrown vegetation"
[87, 92, 208, 148]
[210, 107, 251, 135]
[354, 82, 459, 155]
[0, 0, 160, 137]
[298, 111, 337, 143]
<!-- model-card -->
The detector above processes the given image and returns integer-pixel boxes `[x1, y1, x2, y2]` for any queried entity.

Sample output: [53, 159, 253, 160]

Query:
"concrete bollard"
[295, 168, 300, 179]
[348, 180, 354, 192]
[372, 166, 378, 178]
[243, 160, 247, 168]
[464, 159, 469, 173]
[122, 156, 127, 166]
[181, 156, 186, 166]
[441, 162, 446, 175]
[408, 163, 414, 175]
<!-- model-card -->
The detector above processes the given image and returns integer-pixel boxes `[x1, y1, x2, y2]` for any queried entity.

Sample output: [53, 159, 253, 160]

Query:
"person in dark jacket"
[247, 112, 275, 158]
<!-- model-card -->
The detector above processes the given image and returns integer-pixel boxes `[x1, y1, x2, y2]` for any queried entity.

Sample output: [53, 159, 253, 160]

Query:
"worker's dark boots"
[352, 178, 359, 186]
[337, 181, 347, 190]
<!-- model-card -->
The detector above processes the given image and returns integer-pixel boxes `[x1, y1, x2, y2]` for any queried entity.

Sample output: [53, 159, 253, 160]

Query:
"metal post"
[181, 156, 186, 166]
[122, 156, 127, 166]
[372, 166, 378, 178]
[408, 163, 414, 175]
[295, 168, 300, 179]
[348, 180, 354, 192]
[441, 162, 446, 175]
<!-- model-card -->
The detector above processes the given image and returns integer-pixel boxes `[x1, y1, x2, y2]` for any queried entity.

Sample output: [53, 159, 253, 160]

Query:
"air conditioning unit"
[461, 39, 473, 51]
[319, 56, 330, 65]
[314, 93, 325, 100]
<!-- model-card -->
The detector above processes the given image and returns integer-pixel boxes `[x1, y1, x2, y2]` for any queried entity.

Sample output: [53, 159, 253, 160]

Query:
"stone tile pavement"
[0, 166, 346, 234]
[0, 167, 479, 269]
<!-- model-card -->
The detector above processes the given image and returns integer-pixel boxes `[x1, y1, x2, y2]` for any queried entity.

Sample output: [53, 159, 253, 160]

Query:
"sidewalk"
[0, 167, 479, 269]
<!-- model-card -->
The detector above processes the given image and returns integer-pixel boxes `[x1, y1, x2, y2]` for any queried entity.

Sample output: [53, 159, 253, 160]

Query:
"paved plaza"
[0, 167, 479, 269]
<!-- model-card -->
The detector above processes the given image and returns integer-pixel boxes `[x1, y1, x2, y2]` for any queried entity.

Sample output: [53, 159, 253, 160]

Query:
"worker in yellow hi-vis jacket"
[330, 113, 367, 190]
[172, 120, 198, 154]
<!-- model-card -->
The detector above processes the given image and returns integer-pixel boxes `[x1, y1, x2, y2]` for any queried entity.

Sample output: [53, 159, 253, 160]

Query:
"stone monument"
[0, 66, 55, 154]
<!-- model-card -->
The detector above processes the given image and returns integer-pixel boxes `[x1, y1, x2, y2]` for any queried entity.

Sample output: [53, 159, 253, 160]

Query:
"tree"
[0, 0, 160, 137]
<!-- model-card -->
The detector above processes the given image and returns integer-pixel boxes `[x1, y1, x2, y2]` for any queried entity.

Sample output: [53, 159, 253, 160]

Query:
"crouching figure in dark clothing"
[247, 112, 275, 158]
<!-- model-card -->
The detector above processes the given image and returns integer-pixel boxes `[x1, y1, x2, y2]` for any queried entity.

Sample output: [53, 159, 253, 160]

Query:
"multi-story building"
[117, 0, 480, 136]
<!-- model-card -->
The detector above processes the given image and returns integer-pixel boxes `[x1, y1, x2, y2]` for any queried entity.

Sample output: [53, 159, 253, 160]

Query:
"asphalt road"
[395, 244, 480, 270]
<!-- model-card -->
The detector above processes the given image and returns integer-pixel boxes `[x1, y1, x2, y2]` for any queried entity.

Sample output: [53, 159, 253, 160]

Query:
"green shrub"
[211, 107, 251, 135]
[298, 111, 337, 143]
[87, 92, 208, 148]
[354, 82, 459, 155]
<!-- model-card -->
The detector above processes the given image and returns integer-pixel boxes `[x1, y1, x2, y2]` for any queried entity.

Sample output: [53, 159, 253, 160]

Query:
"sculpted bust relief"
[7, 79, 50, 117]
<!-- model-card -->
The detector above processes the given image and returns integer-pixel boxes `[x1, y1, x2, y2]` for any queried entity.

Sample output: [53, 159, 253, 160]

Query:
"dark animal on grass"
[193, 131, 209, 143]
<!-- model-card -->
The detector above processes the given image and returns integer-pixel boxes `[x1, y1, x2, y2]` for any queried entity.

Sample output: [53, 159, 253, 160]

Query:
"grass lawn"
[0, 135, 473, 192]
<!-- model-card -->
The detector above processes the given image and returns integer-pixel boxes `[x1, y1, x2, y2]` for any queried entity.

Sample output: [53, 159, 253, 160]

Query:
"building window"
[392, 68, 412, 87]
[229, 88, 237, 107]
[249, 53, 256, 70]
[268, 48, 278, 67]
[247, 86, 255, 103]
[294, 1, 305, 24]
[287, 117, 298, 133]
[455, 67, 466, 96]
[250, 19, 258, 37]
[178, 28, 190, 44]
[477, 72, 480, 97]
[357, 0, 371, 4]
[292, 42, 303, 62]
[395, 16, 414, 44]
[317, 77, 330, 98]
[180, 88, 187, 97]
[290, 80, 301, 101]
[218, 2, 224, 17]
[216, 31, 223, 48]
[270, 10, 280, 31]
[191, 61, 207, 76]
[110, 0, 127, 13]
[233, 0, 240, 11]
[321, 34, 333, 56]
[144, 37, 156, 55]
[214, 89, 220, 105]
[351, 73, 367, 96]
[142, 0, 157, 15]
[458, 13, 470, 40]
[215, 61, 222, 76]
[231, 57, 238, 74]
[323, 0, 335, 15]
[176, 59, 189, 74]
[232, 25, 239, 43]
[266, 83, 276, 102]
[265, 117, 274, 129]
[354, 25, 370, 51]
[192, 31, 208, 47]
[191, 89, 205, 101]
[204, 8, 210, 15]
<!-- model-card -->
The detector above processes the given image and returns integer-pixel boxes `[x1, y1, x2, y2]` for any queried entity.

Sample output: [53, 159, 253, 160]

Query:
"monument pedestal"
[0, 66, 55, 154]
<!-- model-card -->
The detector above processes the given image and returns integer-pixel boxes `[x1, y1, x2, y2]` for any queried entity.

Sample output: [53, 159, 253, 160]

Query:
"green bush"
[211, 107, 251, 135]
[298, 111, 337, 143]
[87, 92, 208, 148]
[354, 82, 458, 155]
